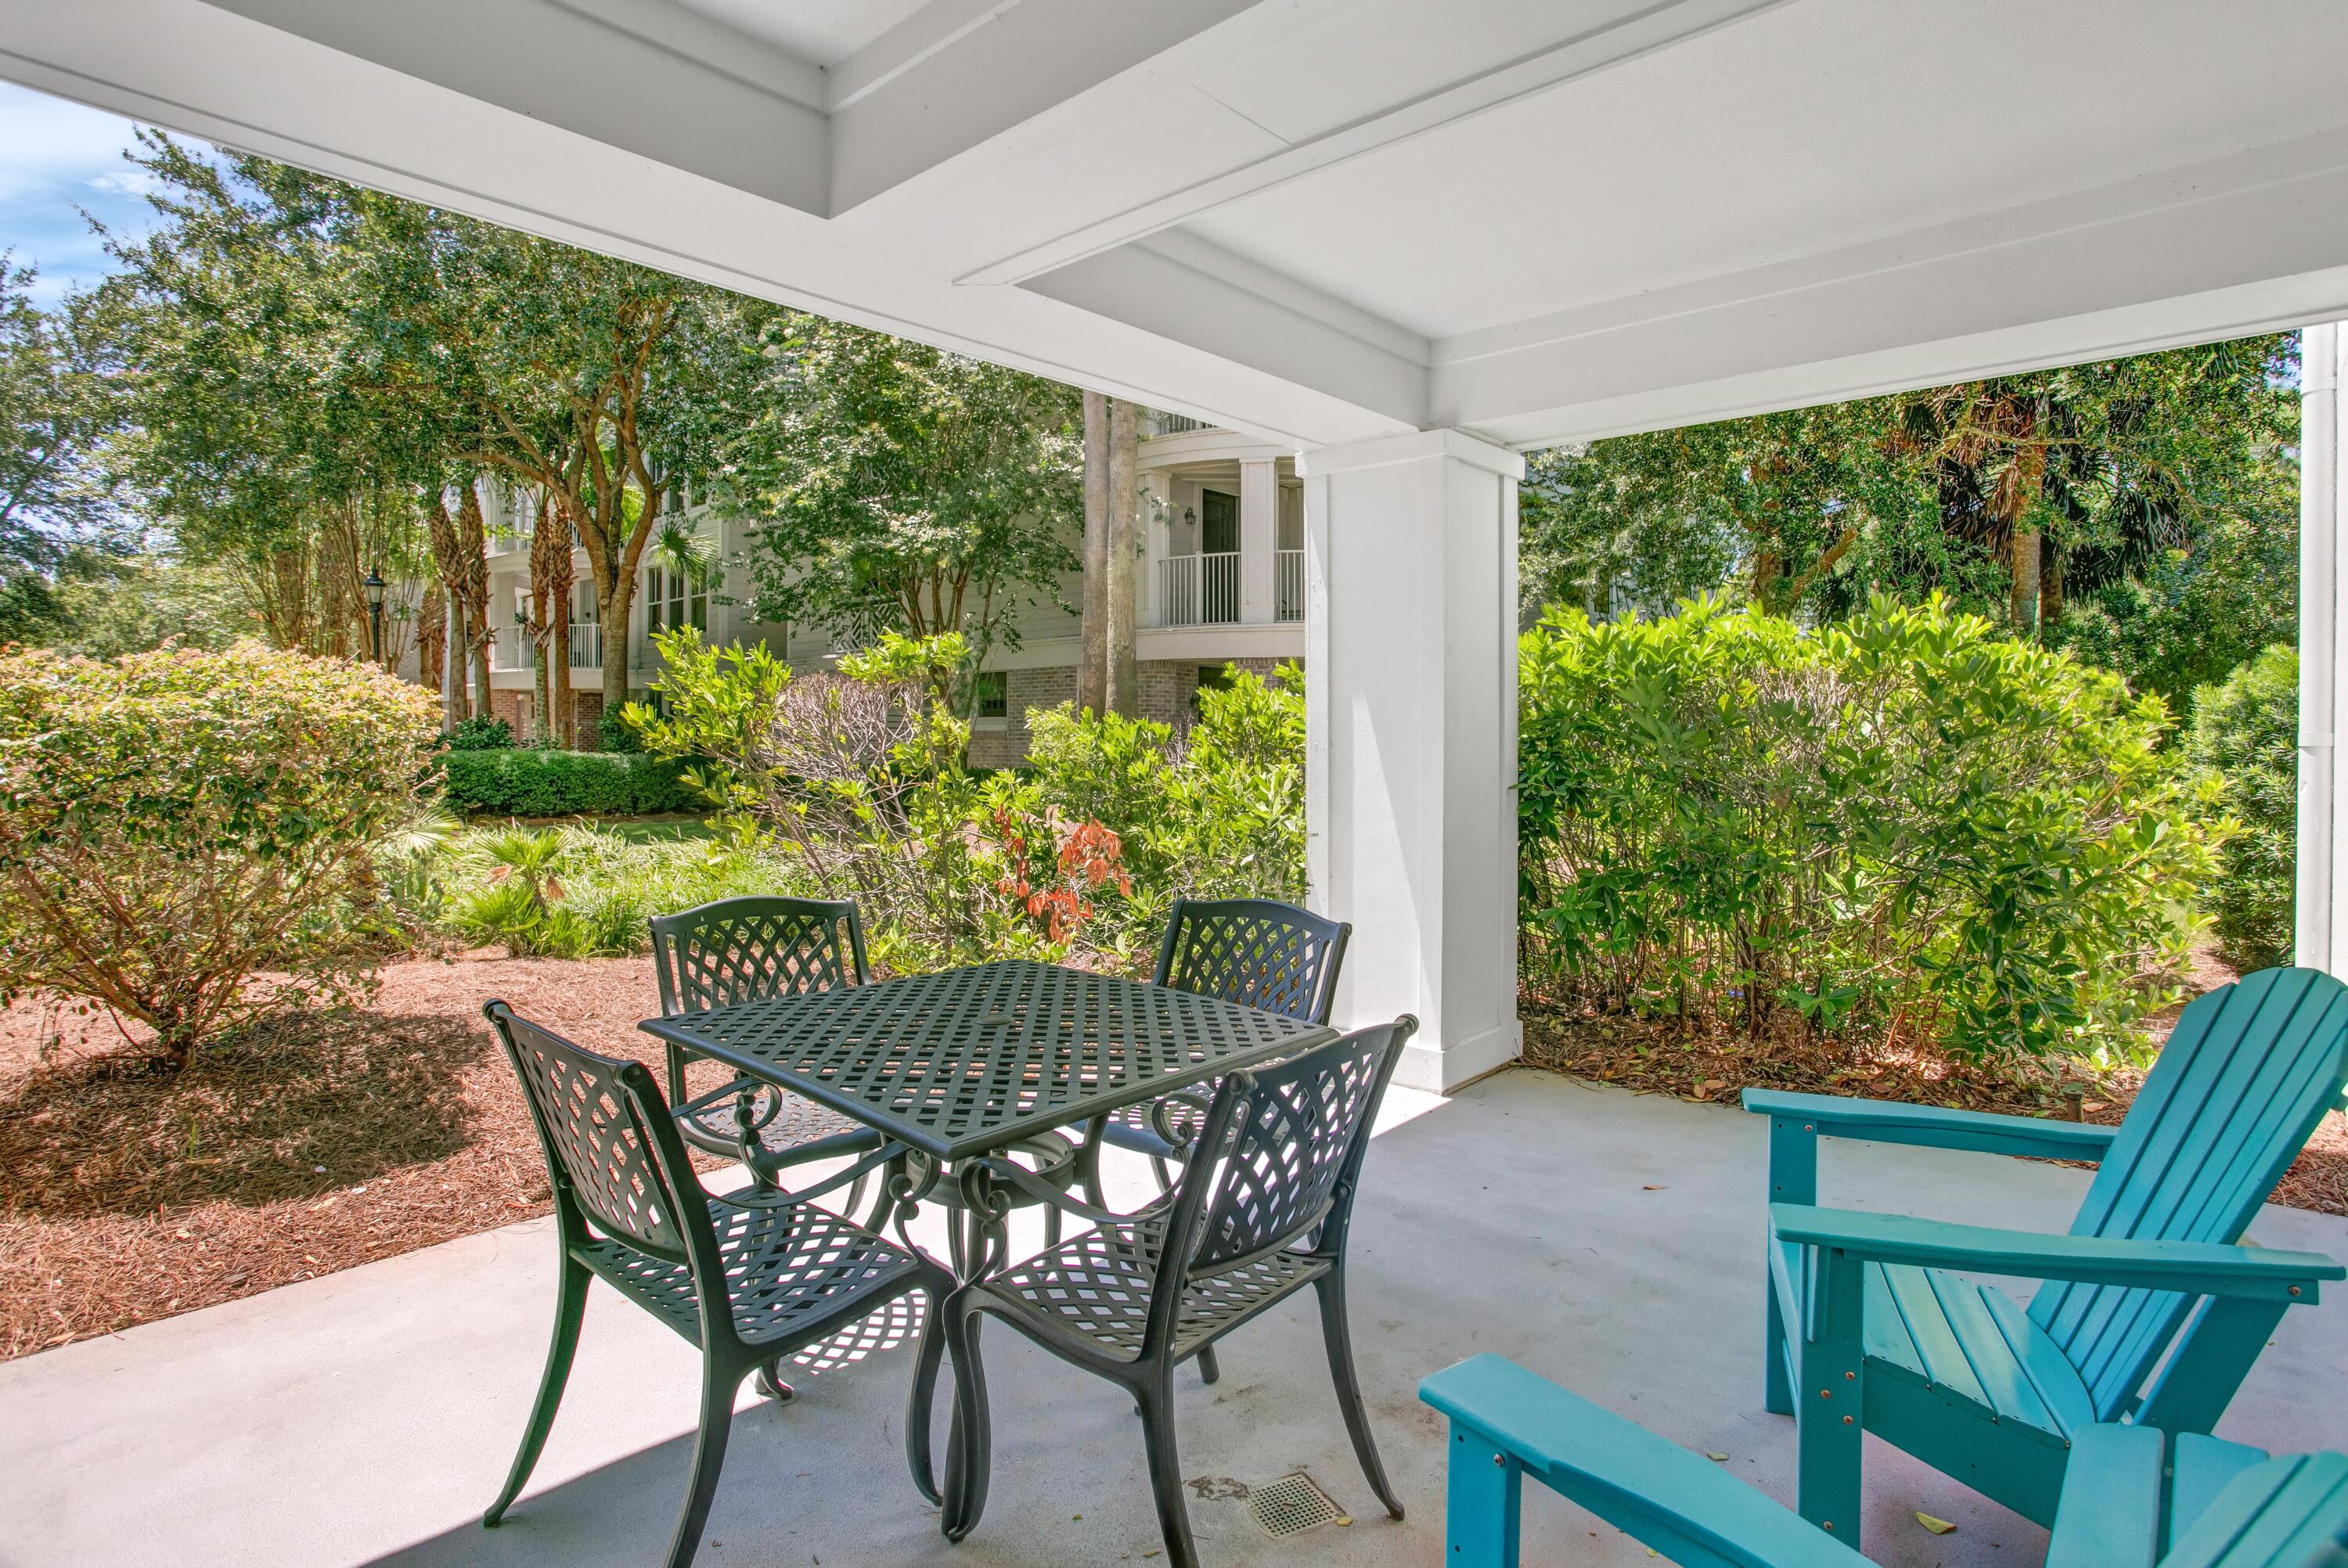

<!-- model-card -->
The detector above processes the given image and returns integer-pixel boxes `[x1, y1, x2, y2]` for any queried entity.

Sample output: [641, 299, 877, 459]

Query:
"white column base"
[1301, 428, 1525, 1095]
[1395, 1018, 1523, 1095]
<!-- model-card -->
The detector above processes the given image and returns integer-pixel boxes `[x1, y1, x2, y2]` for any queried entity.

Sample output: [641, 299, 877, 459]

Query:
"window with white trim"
[643, 563, 708, 636]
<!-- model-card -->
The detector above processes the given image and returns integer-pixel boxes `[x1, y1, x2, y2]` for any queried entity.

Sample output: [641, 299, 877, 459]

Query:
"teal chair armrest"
[1751, 1088, 2119, 1212]
[1770, 1204, 2343, 1300]
[1744, 1088, 2121, 1160]
[1421, 1354, 1865, 1568]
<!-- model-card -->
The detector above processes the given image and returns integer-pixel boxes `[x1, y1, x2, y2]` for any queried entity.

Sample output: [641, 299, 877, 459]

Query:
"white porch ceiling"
[4, 0, 2346, 450]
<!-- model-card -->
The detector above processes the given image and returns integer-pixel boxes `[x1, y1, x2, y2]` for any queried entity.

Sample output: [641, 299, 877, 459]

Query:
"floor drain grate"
[1249, 1472, 1342, 1539]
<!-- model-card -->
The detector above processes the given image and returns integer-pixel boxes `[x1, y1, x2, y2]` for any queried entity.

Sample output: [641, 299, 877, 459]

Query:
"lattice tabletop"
[639, 960, 1334, 1163]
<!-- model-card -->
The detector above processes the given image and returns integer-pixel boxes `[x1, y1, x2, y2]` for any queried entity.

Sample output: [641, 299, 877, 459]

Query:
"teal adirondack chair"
[1420, 1352, 2348, 1568]
[1748, 966, 2348, 1548]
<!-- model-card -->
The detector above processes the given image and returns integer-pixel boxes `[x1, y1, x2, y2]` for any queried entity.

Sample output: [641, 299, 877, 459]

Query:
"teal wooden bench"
[1747, 966, 2348, 1549]
[1420, 1352, 2348, 1568]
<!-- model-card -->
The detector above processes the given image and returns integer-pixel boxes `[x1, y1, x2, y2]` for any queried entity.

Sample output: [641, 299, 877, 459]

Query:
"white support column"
[2300, 322, 2345, 974]
[1239, 458, 1277, 626]
[1300, 428, 1523, 1094]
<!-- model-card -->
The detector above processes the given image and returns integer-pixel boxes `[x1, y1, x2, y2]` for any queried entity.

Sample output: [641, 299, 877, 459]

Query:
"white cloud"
[85, 169, 161, 197]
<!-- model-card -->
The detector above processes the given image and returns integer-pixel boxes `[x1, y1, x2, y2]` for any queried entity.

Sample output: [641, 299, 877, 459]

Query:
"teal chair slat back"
[2029, 968, 2348, 1417]
[2161, 1451, 2348, 1568]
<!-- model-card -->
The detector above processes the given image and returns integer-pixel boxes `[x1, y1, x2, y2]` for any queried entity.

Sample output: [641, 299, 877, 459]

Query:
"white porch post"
[1300, 429, 1523, 1094]
[1239, 458, 1277, 625]
[2300, 322, 2346, 973]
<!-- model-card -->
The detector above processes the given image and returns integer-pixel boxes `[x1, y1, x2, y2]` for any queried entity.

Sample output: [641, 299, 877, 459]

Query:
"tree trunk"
[552, 604, 573, 746]
[1079, 390, 1109, 715]
[459, 484, 494, 716]
[2040, 545, 2064, 628]
[1105, 397, 1140, 717]
[600, 580, 630, 732]
[418, 582, 445, 695]
[2010, 522, 2041, 639]
[442, 592, 465, 728]
[1749, 544, 1782, 610]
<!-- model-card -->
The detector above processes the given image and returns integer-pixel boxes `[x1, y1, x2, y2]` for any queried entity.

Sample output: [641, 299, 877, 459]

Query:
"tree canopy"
[1521, 333, 2297, 709]
[715, 311, 1082, 660]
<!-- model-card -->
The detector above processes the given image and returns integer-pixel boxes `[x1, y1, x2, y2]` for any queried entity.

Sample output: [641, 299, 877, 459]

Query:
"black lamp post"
[363, 567, 387, 667]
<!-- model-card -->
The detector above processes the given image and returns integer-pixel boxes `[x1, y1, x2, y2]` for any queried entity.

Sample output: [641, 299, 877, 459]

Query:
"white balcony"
[1153, 550, 1240, 627]
[488, 624, 531, 672]
[567, 622, 601, 670]
[1274, 548, 1304, 622]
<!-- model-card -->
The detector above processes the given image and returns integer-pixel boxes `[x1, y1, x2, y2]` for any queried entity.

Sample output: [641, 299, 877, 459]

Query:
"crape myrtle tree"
[348, 200, 727, 717]
[1521, 333, 2297, 712]
[715, 311, 1082, 704]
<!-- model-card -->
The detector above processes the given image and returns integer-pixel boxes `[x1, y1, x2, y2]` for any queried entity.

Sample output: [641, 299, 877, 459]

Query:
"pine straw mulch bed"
[0, 950, 744, 1362]
[1518, 996, 2348, 1219]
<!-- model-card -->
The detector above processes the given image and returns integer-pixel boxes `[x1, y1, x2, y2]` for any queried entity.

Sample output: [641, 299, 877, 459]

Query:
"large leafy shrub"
[0, 643, 440, 1067]
[625, 629, 1083, 969]
[1518, 596, 2217, 1059]
[1023, 666, 1308, 952]
[624, 631, 1299, 972]
[2189, 645, 2296, 971]
[441, 748, 694, 816]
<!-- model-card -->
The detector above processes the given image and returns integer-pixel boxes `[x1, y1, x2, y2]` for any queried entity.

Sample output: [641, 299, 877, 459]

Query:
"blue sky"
[0, 81, 175, 305]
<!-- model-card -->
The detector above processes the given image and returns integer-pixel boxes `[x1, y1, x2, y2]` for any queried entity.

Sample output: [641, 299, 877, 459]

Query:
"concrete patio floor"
[5, 1067, 2346, 1568]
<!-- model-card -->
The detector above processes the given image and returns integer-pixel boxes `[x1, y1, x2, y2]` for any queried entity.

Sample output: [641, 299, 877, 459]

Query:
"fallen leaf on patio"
[1334, 1516, 1352, 1527]
[1705, 1452, 1729, 1462]
[1642, 1185, 1666, 1191]
[1917, 1512, 1957, 1535]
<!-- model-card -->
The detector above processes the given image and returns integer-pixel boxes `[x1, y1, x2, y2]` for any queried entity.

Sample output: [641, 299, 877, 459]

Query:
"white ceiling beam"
[1022, 236, 1429, 428]
[826, 0, 1259, 215]
[1436, 126, 2348, 448]
[954, 0, 1792, 286]
[208, 0, 833, 213]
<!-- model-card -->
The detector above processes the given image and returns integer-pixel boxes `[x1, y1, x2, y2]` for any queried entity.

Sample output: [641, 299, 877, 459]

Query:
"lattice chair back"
[487, 1001, 707, 1265]
[1154, 898, 1352, 1025]
[2026, 966, 2348, 1419]
[650, 895, 870, 1019]
[1169, 1016, 1416, 1281]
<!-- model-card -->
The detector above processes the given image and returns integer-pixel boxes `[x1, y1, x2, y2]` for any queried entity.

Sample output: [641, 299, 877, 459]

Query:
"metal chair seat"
[978, 1211, 1326, 1362]
[580, 1193, 925, 1350]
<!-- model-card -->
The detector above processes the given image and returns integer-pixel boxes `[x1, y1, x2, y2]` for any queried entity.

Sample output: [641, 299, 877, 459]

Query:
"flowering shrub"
[1518, 596, 2219, 1059]
[627, 631, 1298, 973]
[0, 643, 441, 1067]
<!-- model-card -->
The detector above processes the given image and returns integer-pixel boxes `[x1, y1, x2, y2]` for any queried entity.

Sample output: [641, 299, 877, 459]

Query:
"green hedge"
[442, 748, 698, 817]
[1518, 594, 2216, 1059]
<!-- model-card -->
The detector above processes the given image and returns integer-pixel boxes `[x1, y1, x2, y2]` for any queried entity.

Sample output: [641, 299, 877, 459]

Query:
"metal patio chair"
[482, 1002, 953, 1568]
[935, 1015, 1417, 1568]
[651, 896, 887, 1206]
[1082, 897, 1350, 1189]
[1078, 897, 1350, 1387]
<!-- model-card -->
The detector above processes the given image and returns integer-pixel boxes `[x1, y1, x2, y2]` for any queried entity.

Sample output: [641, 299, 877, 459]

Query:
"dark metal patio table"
[639, 958, 1335, 1281]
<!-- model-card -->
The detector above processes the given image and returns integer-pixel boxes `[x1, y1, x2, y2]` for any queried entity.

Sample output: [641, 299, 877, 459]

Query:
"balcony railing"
[568, 622, 601, 669]
[1144, 411, 1215, 437]
[1275, 548, 1304, 622]
[489, 624, 530, 672]
[1154, 551, 1240, 626]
